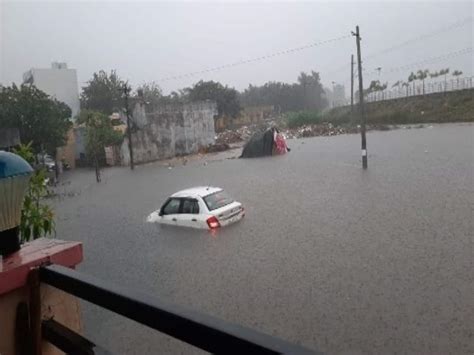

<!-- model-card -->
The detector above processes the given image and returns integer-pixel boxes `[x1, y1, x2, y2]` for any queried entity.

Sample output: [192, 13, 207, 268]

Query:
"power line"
[364, 47, 472, 77]
[159, 34, 352, 82]
[326, 16, 473, 78]
[339, 47, 472, 87]
[364, 16, 472, 62]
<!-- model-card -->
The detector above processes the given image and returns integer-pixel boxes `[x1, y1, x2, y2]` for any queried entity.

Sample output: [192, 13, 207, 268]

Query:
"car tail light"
[207, 216, 220, 229]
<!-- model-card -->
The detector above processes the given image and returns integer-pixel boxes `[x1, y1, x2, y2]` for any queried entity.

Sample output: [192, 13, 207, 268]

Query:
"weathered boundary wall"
[121, 101, 217, 165]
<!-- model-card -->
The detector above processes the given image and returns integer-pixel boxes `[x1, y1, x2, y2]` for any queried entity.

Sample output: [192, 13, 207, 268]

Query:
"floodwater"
[53, 123, 474, 354]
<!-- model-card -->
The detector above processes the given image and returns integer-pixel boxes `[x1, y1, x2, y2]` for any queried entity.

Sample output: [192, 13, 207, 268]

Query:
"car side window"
[162, 198, 181, 215]
[182, 199, 199, 214]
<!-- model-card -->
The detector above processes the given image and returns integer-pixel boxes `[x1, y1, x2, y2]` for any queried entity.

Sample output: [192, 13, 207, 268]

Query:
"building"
[324, 84, 347, 108]
[333, 84, 346, 107]
[23, 62, 80, 119]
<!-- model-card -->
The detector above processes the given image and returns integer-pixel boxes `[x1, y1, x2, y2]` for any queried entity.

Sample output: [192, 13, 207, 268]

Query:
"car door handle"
[172, 218, 177, 221]
[191, 218, 197, 222]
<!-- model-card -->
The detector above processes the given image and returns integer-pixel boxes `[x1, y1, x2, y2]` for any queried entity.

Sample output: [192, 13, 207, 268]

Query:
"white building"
[23, 62, 80, 119]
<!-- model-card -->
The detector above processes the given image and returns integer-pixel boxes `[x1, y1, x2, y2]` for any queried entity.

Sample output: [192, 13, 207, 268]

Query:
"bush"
[286, 111, 323, 128]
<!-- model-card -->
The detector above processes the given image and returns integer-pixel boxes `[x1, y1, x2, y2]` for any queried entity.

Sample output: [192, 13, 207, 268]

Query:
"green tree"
[297, 71, 326, 110]
[136, 81, 163, 106]
[239, 70, 327, 112]
[408, 72, 417, 95]
[429, 71, 439, 79]
[0, 84, 72, 155]
[13, 143, 55, 243]
[402, 82, 410, 98]
[188, 81, 241, 118]
[439, 68, 450, 92]
[77, 110, 123, 182]
[452, 70, 463, 87]
[80, 70, 125, 114]
[417, 69, 429, 95]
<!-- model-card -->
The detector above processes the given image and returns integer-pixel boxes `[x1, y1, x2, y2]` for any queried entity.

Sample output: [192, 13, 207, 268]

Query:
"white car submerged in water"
[147, 187, 245, 229]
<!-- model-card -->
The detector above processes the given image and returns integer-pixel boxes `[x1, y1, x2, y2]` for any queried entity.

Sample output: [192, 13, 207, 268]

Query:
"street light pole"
[351, 54, 354, 115]
[353, 25, 368, 169]
[123, 83, 135, 170]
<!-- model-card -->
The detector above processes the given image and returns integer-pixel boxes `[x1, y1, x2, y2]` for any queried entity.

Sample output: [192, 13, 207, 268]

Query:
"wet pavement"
[53, 123, 474, 354]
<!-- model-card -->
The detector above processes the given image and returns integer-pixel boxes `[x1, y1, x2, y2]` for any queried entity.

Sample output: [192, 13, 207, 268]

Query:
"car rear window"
[203, 191, 234, 211]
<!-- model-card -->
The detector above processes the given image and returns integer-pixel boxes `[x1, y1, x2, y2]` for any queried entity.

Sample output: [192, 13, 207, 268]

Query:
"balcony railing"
[32, 265, 319, 354]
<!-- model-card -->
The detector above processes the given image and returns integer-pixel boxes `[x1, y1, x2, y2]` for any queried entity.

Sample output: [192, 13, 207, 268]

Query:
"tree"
[77, 110, 123, 182]
[408, 72, 417, 95]
[80, 70, 125, 114]
[13, 143, 55, 243]
[188, 81, 241, 118]
[136, 81, 163, 106]
[417, 69, 429, 95]
[439, 68, 450, 92]
[392, 81, 402, 98]
[0, 84, 72, 155]
[429, 71, 439, 79]
[452, 70, 463, 87]
[239, 70, 327, 112]
[402, 82, 410, 98]
[297, 71, 326, 110]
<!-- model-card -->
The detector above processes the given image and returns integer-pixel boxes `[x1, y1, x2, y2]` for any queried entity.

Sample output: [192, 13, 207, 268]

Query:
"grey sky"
[1, 1, 472, 94]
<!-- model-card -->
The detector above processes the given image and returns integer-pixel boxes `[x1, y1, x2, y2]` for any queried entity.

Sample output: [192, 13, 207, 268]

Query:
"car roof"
[171, 186, 222, 199]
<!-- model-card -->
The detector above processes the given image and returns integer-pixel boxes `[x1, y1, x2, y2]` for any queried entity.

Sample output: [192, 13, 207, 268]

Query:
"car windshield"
[203, 191, 234, 211]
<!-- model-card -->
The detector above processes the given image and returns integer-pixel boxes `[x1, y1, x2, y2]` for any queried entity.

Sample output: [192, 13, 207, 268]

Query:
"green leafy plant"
[285, 111, 323, 128]
[13, 143, 55, 243]
[0, 84, 72, 155]
[78, 110, 123, 182]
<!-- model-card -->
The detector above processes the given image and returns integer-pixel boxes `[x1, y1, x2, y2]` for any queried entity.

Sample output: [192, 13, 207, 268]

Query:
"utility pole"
[123, 83, 135, 170]
[351, 54, 354, 115]
[353, 25, 367, 169]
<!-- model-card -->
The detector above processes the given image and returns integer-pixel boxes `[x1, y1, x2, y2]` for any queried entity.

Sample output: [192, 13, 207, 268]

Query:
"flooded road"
[53, 123, 473, 354]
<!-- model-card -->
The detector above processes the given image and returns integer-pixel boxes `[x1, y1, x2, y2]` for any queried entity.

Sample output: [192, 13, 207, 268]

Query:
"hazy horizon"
[1, 1, 472, 95]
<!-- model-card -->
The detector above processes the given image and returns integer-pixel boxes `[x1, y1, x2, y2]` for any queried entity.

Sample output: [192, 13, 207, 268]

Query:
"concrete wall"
[121, 101, 217, 165]
[23, 63, 80, 119]
[215, 105, 275, 131]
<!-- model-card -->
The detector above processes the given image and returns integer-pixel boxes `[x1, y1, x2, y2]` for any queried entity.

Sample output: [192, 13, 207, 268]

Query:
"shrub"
[286, 111, 323, 128]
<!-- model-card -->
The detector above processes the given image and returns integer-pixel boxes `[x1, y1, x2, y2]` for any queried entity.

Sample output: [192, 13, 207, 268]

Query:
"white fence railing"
[339, 76, 473, 105]
[366, 76, 473, 102]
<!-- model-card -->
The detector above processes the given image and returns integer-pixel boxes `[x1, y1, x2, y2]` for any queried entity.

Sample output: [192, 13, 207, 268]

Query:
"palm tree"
[368, 80, 382, 101]
[392, 80, 402, 98]
[408, 72, 417, 95]
[402, 82, 410, 98]
[439, 68, 450, 92]
[429, 71, 439, 79]
[417, 69, 429, 95]
[380, 82, 388, 100]
[452, 70, 463, 88]
[429, 71, 439, 93]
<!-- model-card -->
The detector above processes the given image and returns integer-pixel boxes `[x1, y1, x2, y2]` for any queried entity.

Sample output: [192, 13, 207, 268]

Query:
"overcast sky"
[1, 1, 472, 95]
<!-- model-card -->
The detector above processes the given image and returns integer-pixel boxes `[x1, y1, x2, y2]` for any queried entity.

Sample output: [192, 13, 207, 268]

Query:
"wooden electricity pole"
[351, 54, 355, 115]
[123, 83, 135, 170]
[353, 26, 367, 169]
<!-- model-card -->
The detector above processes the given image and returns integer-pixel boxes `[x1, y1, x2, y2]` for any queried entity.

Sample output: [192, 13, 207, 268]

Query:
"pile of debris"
[283, 123, 358, 139]
[215, 125, 254, 145]
[215, 130, 242, 145]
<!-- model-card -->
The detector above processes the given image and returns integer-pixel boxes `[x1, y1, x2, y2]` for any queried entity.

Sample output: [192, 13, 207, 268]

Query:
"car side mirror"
[158, 209, 164, 217]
